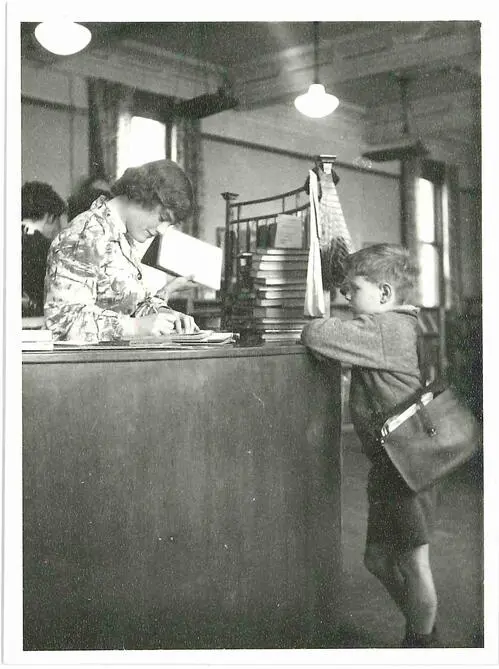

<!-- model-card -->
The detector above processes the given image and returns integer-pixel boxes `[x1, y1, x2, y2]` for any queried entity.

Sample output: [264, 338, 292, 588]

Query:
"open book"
[157, 228, 223, 290]
[139, 263, 170, 294]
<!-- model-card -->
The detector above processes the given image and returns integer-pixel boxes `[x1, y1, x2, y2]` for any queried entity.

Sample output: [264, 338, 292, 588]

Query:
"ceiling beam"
[231, 26, 480, 110]
[364, 88, 480, 144]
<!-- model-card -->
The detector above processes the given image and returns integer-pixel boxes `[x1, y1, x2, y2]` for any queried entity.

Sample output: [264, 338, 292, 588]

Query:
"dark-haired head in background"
[67, 176, 112, 222]
[22, 181, 67, 316]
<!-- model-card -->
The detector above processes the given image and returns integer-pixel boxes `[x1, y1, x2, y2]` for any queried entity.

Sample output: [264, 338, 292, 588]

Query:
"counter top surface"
[22, 342, 310, 364]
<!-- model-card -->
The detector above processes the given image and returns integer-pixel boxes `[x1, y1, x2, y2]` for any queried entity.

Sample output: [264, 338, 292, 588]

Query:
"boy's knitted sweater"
[301, 306, 422, 462]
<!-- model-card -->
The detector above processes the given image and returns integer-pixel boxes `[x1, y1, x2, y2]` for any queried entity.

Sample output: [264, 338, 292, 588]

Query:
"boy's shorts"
[366, 460, 437, 552]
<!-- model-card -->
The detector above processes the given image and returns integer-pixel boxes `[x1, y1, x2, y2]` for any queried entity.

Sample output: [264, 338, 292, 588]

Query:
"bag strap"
[377, 379, 447, 440]
[417, 400, 437, 437]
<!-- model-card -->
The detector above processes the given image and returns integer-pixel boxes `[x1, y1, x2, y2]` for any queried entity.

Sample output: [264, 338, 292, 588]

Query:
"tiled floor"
[335, 429, 484, 649]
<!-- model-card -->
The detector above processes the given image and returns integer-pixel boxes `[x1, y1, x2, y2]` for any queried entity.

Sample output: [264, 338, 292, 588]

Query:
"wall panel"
[21, 100, 88, 200]
[459, 189, 482, 299]
[202, 136, 400, 249]
[21, 102, 72, 198]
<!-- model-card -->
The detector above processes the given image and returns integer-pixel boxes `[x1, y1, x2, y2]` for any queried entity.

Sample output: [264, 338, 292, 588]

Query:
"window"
[415, 177, 438, 306]
[117, 115, 167, 178]
[414, 164, 450, 308]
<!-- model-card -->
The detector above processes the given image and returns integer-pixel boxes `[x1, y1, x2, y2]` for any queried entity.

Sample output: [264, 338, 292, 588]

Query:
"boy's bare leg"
[396, 543, 437, 635]
[364, 543, 408, 615]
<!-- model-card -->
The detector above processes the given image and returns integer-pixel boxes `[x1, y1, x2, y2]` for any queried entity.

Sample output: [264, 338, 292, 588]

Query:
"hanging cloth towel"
[316, 167, 354, 290]
[304, 170, 326, 317]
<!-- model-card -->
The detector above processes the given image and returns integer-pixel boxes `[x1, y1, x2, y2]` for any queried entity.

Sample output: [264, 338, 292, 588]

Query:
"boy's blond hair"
[345, 243, 419, 304]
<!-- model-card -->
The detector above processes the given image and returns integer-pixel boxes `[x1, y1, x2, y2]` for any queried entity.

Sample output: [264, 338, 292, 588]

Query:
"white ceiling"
[21, 21, 481, 149]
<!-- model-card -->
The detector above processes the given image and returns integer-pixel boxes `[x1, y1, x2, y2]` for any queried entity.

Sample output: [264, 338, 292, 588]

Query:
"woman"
[22, 181, 66, 317]
[44, 159, 198, 342]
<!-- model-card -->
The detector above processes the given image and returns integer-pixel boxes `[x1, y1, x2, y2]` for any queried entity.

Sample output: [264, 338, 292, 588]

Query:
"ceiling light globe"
[294, 83, 339, 119]
[34, 21, 91, 56]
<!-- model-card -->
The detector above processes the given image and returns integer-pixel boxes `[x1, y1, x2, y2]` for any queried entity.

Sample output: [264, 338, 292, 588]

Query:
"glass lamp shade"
[34, 21, 91, 55]
[294, 83, 339, 118]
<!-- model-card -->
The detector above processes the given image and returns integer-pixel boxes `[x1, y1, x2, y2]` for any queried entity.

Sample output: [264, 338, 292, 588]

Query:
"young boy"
[301, 243, 439, 648]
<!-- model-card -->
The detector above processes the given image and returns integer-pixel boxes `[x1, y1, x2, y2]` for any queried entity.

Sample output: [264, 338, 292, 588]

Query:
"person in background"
[22, 181, 66, 316]
[301, 244, 441, 648]
[44, 159, 198, 342]
[66, 175, 112, 222]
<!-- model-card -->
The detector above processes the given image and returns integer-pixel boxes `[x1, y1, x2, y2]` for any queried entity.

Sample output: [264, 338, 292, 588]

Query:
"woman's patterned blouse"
[44, 196, 168, 342]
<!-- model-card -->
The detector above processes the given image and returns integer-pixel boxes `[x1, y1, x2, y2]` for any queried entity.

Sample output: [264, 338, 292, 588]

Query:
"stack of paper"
[126, 331, 236, 348]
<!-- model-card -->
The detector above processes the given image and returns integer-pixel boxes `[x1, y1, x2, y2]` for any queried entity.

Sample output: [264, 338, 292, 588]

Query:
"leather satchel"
[376, 382, 482, 493]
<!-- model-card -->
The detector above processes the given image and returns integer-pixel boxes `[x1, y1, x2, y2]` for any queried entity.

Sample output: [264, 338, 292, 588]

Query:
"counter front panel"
[23, 345, 342, 650]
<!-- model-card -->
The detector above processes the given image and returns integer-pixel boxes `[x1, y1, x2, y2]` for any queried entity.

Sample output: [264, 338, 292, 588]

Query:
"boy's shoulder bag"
[375, 380, 482, 493]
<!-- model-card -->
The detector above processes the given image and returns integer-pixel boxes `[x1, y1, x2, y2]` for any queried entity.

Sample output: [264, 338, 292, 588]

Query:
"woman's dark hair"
[22, 181, 66, 220]
[67, 176, 111, 221]
[111, 159, 193, 222]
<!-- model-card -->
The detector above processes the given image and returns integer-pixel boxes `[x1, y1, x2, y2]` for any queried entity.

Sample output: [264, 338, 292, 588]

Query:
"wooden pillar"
[221, 192, 239, 328]
[445, 164, 463, 312]
[399, 156, 422, 256]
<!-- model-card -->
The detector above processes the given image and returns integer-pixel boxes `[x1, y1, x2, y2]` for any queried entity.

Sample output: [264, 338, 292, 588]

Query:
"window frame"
[415, 160, 450, 309]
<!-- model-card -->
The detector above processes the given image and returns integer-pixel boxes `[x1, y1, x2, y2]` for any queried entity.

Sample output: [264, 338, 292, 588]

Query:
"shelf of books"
[229, 248, 309, 344]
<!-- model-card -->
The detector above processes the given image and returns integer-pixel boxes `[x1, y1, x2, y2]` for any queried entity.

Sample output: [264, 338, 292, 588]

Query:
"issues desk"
[22, 344, 342, 650]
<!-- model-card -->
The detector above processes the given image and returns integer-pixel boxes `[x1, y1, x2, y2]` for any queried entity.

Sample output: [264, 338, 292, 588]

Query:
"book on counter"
[22, 342, 54, 351]
[250, 248, 308, 278]
[234, 306, 305, 319]
[125, 330, 236, 347]
[251, 254, 307, 266]
[252, 276, 307, 286]
[233, 297, 304, 310]
[253, 298, 305, 308]
[45, 331, 236, 349]
[251, 270, 307, 281]
[254, 247, 308, 256]
[252, 251, 307, 264]
[256, 288, 306, 300]
[229, 247, 310, 339]
[260, 330, 303, 343]
[254, 306, 304, 319]
[251, 262, 308, 274]
[22, 328, 54, 350]
[232, 319, 308, 331]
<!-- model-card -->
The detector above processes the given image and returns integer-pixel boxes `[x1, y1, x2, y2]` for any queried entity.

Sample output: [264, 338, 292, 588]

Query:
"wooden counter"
[22, 344, 342, 650]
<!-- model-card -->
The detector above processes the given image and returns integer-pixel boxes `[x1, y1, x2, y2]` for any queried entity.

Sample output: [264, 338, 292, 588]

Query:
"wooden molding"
[232, 25, 480, 110]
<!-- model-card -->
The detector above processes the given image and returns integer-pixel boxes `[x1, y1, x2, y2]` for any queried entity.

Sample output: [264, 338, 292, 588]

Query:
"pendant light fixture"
[294, 22, 339, 119]
[34, 21, 92, 56]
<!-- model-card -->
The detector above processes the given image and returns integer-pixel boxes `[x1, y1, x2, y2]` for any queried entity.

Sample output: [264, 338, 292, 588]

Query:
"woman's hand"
[163, 308, 198, 334]
[129, 310, 198, 337]
[156, 274, 196, 300]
